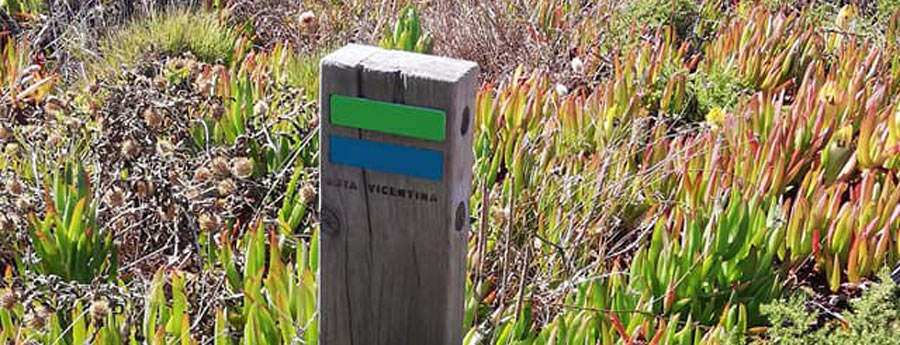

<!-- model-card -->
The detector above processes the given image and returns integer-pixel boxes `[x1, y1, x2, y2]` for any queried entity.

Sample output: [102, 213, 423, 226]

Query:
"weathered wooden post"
[318, 44, 478, 345]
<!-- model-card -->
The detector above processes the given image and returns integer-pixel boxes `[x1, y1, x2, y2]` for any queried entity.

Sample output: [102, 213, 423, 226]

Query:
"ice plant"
[27, 161, 117, 283]
[378, 4, 434, 54]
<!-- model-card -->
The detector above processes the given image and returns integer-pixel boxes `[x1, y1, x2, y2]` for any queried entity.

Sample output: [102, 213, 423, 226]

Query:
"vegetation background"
[0, 0, 899, 344]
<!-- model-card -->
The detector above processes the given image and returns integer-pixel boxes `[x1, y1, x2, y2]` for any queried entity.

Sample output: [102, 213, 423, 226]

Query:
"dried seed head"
[172, 59, 187, 71]
[555, 83, 568, 96]
[35, 305, 52, 319]
[211, 104, 226, 120]
[89, 299, 109, 322]
[46, 132, 61, 147]
[300, 183, 316, 204]
[5, 143, 19, 156]
[143, 107, 162, 129]
[22, 125, 39, 137]
[194, 167, 213, 183]
[0, 126, 11, 141]
[104, 187, 125, 209]
[155, 139, 176, 157]
[25, 311, 47, 329]
[0, 214, 12, 232]
[231, 157, 252, 178]
[198, 213, 220, 232]
[6, 178, 23, 195]
[159, 203, 177, 221]
[299, 11, 318, 33]
[135, 180, 154, 199]
[253, 101, 269, 117]
[211, 157, 230, 176]
[570, 57, 584, 75]
[186, 189, 201, 200]
[15, 196, 31, 211]
[492, 205, 510, 223]
[217, 179, 236, 197]
[0, 290, 16, 309]
[43, 96, 65, 114]
[120, 140, 140, 158]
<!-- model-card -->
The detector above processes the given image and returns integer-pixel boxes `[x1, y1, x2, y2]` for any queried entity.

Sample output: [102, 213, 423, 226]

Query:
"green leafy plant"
[1, 0, 43, 17]
[619, 0, 700, 39]
[277, 165, 312, 236]
[27, 162, 117, 283]
[222, 221, 317, 345]
[379, 4, 434, 54]
[191, 50, 310, 177]
[762, 267, 900, 345]
[143, 269, 194, 345]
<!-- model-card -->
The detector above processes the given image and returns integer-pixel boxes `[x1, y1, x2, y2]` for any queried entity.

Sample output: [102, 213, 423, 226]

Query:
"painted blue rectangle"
[329, 135, 443, 181]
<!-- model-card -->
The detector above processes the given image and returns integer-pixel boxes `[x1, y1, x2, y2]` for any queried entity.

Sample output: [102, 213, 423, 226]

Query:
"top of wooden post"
[321, 44, 478, 83]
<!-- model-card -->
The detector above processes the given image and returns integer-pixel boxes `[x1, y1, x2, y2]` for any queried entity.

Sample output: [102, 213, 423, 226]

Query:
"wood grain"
[319, 44, 478, 345]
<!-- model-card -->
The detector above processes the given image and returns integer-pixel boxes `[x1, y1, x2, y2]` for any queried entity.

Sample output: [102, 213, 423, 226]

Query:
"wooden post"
[318, 44, 478, 345]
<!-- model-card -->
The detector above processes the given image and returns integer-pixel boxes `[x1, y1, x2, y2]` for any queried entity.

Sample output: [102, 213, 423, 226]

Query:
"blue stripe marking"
[329, 135, 443, 181]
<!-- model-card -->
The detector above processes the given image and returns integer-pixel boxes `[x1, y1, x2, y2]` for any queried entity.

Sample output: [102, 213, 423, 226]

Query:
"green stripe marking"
[330, 94, 446, 142]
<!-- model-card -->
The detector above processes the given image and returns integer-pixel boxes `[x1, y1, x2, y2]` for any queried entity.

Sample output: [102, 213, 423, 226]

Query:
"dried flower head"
[0, 290, 16, 309]
[211, 104, 226, 120]
[143, 107, 162, 129]
[0, 214, 12, 232]
[5, 143, 19, 156]
[155, 139, 176, 157]
[25, 310, 47, 329]
[198, 213, 220, 232]
[89, 299, 109, 322]
[0, 126, 11, 141]
[217, 179, 236, 197]
[231, 157, 252, 178]
[135, 180, 155, 199]
[570, 57, 584, 75]
[104, 187, 125, 209]
[194, 167, 213, 183]
[211, 157, 230, 176]
[15, 196, 31, 211]
[43, 96, 65, 114]
[6, 178, 23, 195]
[120, 140, 140, 158]
[253, 101, 269, 117]
[555, 83, 568, 96]
[299, 11, 318, 33]
[46, 132, 61, 147]
[159, 203, 177, 221]
[300, 183, 316, 204]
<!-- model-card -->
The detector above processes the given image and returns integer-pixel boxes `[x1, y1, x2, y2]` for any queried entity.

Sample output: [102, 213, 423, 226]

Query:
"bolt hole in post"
[460, 106, 470, 136]
[455, 201, 466, 232]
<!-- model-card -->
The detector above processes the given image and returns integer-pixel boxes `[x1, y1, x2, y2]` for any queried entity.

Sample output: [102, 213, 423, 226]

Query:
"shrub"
[621, 0, 700, 40]
[878, 0, 900, 23]
[692, 63, 748, 117]
[761, 267, 900, 345]
[91, 9, 238, 79]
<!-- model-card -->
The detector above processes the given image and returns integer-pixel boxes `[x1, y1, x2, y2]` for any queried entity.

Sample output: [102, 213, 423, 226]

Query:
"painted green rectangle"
[330, 94, 446, 142]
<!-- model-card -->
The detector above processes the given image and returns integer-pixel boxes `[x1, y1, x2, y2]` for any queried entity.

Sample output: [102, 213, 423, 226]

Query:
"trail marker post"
[318, 45, 478, 345]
